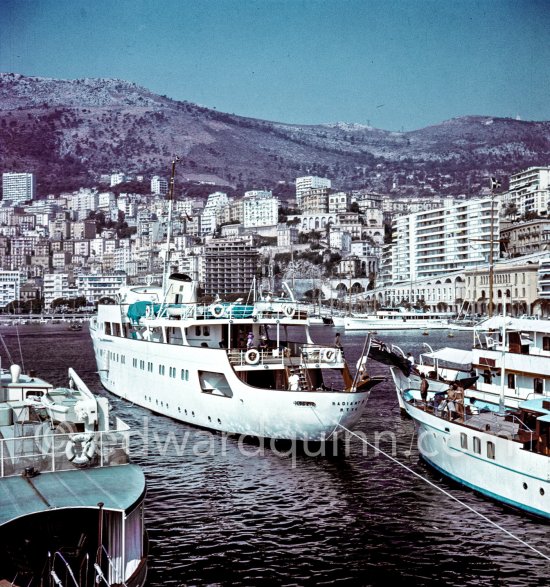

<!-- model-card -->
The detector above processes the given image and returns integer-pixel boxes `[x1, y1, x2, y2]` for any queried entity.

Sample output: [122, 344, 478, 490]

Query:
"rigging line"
[336, 421, 550, 563]
[15, 324, 25, 373]
[308, 404, 340, 441]
[0, 329, 14, 366]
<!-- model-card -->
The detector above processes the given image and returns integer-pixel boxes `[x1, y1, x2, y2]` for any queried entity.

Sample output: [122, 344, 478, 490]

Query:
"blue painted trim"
[424, 457, 550, 519]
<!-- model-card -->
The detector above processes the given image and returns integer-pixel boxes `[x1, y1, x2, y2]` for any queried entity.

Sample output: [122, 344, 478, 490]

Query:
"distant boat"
[343, 308, 453, 331]
[0, 365, 148, 584]
[68, 322, 83, 331]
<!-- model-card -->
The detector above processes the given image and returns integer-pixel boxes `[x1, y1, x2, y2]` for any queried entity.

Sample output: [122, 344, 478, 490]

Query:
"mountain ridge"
[1, 73, 549, 197]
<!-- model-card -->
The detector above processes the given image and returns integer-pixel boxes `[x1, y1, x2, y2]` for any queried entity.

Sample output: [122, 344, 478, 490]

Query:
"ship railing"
[0, 419, 132, 479]
[227, 343, 342, 368]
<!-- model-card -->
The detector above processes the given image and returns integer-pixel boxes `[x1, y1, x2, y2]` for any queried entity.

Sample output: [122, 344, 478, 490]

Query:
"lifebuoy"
[321, 349, 336, 363]
[65, 433, 97, 467]
[245, 349, 260, 365]
[283, 305, 295, 318]
[210, 303, 225, 318]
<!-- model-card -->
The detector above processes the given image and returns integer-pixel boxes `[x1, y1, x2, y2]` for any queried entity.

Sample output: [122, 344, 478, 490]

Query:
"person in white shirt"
[288, 370, 300, 390]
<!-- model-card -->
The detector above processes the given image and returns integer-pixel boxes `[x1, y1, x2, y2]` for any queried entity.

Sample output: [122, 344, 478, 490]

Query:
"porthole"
[523, 482, 528, 490]
[192, 411, 195, 417]
[540, 488, 545, 496]
[217, 418, 221, 424]
[208, 416, 212, 422]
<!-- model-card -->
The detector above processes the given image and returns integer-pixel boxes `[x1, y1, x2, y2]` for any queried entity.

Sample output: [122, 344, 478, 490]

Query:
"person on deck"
[288, 370, 300, 391]
[420, 373, 429, 403]
[246, 332, 255, 349]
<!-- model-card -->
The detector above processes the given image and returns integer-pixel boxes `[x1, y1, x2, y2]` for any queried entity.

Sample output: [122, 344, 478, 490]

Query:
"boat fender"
[210, 303, 225, 318]
[65, 433, 97, 467]
[321, 349, 336, 363]
[245, 349, 260, 365]
[284, 305, 295, 318]
[145, 305, 153, 318]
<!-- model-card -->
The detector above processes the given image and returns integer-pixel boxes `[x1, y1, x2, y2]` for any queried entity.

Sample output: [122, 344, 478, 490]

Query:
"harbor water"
[1, 324, 549, 586]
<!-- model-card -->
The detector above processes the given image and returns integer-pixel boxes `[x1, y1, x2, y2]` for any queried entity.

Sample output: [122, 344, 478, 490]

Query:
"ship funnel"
[10, 364, 21, 383]
[166, 273, 197, 304]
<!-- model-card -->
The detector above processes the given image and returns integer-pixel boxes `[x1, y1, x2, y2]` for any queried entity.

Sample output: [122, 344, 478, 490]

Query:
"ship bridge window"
[507, 373, 515, 389]
[487, 441, 495, 460]
[105, 322, 112, 335]
[159, 365, 165, 376]
[113, 323, 121, 337]
[198, 371, 233, 398]
[473, 437, 481, 454]
[543, 336, 550, 351]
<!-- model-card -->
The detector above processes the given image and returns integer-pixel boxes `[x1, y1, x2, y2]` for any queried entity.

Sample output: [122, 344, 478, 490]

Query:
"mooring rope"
[310, 405, 550, 562]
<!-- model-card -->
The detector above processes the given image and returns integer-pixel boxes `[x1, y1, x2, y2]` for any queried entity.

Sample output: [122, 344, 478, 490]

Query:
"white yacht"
[89, 275, 380, 441]
[401, 386, 550, 519]
[0, 366, 147, 585]
[344, 308, 453, 331]
[389, 316, 550, 412]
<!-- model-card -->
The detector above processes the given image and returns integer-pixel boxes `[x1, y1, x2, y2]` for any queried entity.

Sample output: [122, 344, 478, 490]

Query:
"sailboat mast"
[163, 157, 178, 295]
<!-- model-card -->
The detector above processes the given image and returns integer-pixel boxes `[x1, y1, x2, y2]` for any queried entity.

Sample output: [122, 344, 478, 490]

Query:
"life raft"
[321, 348, 337, 363]
[245, 349, 260, 365]
[65, 433, 97, 467]
[210, 303, 225, 318]
[283, 304, 295, 318]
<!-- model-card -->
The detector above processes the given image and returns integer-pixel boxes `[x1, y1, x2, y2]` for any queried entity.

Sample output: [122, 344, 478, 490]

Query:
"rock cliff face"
[1, 72, 549, 197]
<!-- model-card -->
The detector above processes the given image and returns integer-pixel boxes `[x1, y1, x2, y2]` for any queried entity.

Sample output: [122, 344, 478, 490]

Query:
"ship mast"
[163, 156, 179, 295]
[488, 177, 501, 317]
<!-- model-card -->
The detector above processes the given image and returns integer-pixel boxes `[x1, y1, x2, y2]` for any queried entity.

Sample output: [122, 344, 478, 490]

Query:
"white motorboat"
[0, 365, 147, 585]
[90, 275, 381, 441]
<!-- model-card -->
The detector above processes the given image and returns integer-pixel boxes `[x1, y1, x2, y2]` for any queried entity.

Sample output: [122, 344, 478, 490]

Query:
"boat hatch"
[198, 371, 234, 397]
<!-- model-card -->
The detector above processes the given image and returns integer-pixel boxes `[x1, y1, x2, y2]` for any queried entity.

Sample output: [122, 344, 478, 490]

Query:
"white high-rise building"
[503, 166, 550, 217]
[388, 196, 500, 285]
[295, 176, 331, 208]
[2, 173, 35, 205]
[201, 192, 229, 236]
[151, 176, 168, 196]
[243, 190, 279, 228]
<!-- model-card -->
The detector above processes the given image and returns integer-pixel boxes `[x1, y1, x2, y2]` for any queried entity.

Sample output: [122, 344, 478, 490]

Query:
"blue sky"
[1, 0, 549, 131]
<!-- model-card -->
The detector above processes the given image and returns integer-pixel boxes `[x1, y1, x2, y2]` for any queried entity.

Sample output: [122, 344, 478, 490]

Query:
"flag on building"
[490, 177, 501, 190]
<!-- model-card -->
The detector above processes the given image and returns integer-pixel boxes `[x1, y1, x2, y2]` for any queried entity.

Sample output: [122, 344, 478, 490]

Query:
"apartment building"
[76, 273, 127, 304]
[201, 238, 259, 296]
[2, 173, 35, 205]
[295, 176, 331, 208]
[501, 219, 550, 257]
[151, 175, 168, 195]
[43, 273, 78, 307]
[0, 270, 20, 307]
[243, 190, 279, 228]
[503, 166, 550, 217]
[389, 196, 499, 285]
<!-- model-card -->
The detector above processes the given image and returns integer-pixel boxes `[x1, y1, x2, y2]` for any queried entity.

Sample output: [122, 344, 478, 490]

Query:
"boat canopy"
[420, 347, 473, 369]
[0, 465, 145, 527]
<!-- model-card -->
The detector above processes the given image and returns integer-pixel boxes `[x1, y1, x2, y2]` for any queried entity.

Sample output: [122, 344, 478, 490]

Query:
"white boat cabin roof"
[477, 316, 550, 334]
